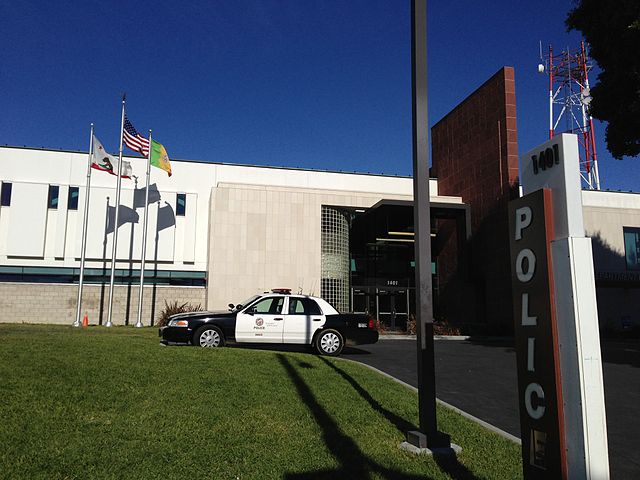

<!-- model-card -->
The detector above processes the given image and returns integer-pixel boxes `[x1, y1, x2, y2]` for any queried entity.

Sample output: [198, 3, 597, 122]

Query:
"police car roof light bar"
[271, 288, 291, 294]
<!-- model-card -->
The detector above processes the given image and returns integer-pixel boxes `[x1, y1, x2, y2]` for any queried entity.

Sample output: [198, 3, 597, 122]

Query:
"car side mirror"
[246, 307, 255, 315]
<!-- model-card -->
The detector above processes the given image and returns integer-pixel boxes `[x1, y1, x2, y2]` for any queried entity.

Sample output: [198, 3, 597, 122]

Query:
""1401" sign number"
[531, 143, 560, 175]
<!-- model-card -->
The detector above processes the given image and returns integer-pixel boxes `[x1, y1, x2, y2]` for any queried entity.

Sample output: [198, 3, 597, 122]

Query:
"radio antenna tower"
[538, 41, 601, 189]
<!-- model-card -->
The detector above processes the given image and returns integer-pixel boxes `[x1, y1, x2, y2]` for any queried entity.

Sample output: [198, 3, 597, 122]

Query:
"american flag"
[123, 115, 150, 156]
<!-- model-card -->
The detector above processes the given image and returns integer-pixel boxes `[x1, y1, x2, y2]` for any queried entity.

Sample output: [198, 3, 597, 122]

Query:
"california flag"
[92, 136, 132, 179]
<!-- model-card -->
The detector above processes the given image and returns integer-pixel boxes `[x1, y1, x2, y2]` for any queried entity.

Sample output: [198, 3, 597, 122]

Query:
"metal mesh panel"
[321, 206, 350, 312]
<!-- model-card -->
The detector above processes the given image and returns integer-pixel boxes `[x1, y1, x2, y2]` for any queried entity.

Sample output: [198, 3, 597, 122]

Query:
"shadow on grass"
[431, 455, 480, 480]
[317, 356, 416, 434]
[317, 357, 480, 480]
[279, 354, 481, 479]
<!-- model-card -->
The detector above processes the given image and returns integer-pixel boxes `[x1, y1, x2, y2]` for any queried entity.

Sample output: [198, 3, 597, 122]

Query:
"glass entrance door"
[378, 292, 393, 329]
[352, 287, 412, 332]
[353, 290, 368, 314]
[393, 289, 408, 331]
[377, 289, 409, 332]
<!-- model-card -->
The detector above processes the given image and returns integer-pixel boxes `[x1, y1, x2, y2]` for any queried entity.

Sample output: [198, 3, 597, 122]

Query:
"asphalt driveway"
[343, 337, 640, 479]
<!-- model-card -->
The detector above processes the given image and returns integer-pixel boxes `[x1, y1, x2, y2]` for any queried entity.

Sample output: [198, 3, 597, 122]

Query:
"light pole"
[406, 0, 452, 451]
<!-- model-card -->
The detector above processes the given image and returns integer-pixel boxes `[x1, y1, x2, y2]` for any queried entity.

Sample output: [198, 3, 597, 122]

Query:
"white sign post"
[521, 134, 609, 479]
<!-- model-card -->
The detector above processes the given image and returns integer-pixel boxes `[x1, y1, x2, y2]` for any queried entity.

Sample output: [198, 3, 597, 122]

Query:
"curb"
[378, 334, 470, 341]
[378, 334, 516, 343]
[434, 335, 470, 341]
[378, 335, 417, 341]
[338, 357, 521, 445]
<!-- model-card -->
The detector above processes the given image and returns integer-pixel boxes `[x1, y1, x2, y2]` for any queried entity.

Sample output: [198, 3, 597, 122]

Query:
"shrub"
[433, 320, 461, 336]
[407, 314, 416, 335]
[376, 319, 389, 334]
[406, 314, 461, 336]
[157, 300, 203, 327]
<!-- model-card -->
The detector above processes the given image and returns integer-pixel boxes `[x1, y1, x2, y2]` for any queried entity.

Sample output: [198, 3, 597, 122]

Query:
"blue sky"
[1, 0, 638, 191]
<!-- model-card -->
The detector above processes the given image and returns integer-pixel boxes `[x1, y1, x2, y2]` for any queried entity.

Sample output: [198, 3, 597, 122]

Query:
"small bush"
[433, 320, 461, 336]
[157, 300, 203, 327]
[407, 314, 416, 335]
[406, 314, 461, 336]
[376, 319, 389, 334]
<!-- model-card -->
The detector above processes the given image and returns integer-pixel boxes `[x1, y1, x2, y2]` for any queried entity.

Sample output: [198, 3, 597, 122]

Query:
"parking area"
[343, 337, 640, 479]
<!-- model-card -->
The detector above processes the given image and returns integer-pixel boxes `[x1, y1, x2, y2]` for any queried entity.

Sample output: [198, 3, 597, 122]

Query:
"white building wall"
[0, 146, 446, 275]
[582, 190, 640, 332]
[582, 190, 640, 265]
[0, 147, 212, 271]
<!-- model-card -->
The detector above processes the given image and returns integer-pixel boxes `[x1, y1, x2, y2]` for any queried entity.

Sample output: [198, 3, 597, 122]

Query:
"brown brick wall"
[0, 283, 206, 326]
[432, 67, 519, 333]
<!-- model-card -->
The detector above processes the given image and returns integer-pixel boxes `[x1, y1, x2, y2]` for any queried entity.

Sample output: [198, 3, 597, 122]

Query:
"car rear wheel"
[193, 326, 225, 348]
[315, 329, 344, 356]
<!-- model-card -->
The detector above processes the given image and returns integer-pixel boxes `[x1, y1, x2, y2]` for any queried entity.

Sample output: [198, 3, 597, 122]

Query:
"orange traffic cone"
[82, 314, 89, 328]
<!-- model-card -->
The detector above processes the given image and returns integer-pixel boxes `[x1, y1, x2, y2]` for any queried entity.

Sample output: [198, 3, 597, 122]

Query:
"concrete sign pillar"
[512, 133, 610, 479]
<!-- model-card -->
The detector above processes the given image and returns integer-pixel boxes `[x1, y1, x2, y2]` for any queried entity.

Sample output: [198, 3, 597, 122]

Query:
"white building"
[1, 144, 639, 333]
[0, 145, 463, 326]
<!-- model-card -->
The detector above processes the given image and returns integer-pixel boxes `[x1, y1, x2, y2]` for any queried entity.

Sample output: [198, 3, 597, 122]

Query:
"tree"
[566, 0, 640, 159]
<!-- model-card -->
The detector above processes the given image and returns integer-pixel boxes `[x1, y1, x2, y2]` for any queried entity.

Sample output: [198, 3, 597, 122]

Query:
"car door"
[235, 296, 286, 343]
[283, 297, 325, 344]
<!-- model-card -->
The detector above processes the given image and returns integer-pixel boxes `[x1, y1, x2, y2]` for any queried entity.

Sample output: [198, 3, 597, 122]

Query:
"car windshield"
[234, 295, 260, 311]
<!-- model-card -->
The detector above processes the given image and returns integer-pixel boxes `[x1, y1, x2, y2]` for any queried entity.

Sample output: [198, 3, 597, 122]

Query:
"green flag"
[150, 139, 172, 177]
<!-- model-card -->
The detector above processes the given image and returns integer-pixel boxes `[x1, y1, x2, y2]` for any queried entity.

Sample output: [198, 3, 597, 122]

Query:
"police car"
[159, 289, 378, 356]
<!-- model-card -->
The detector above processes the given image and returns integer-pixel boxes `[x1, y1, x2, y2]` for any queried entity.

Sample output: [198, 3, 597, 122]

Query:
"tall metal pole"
[135, 130, 152, 328]
[410, 0, 449, 449]
[106, 96, 126, 327]
[74, 124, 94, 327]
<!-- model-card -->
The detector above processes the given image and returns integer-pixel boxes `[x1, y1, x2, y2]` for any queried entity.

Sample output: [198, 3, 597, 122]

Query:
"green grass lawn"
[0, 324, 522, 479]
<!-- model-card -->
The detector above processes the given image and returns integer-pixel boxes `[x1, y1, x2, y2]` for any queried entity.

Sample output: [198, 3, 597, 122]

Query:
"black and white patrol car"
[159, 289, 378, 356]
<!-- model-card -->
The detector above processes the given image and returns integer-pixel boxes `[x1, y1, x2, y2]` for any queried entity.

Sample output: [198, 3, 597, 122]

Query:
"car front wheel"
[193, 326, 225, 348]
[315, 329, 344, 356]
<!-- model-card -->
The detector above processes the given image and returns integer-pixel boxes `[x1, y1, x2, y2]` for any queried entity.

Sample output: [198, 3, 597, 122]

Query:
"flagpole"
[106, 96, 126, 327]
[135, 130, 152, 328]
[74, 124, 94, 327]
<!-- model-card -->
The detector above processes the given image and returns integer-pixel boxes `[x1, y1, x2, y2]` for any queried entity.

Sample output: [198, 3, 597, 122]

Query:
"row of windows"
[47, 185, 78, 210]
[0, 266, 206, 286]
[0, 182, 187, 216]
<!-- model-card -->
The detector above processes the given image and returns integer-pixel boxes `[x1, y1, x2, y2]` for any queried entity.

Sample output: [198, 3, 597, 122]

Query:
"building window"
[176, 193, 186, 216]
[48, 185, 59, 209]
[0, 182, 11, 206]
[624, 227, 640, 271]
[68, 187, 79, 211]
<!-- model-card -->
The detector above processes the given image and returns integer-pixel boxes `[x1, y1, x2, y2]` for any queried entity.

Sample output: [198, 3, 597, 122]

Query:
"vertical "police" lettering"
[514, 206, 546, 422]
